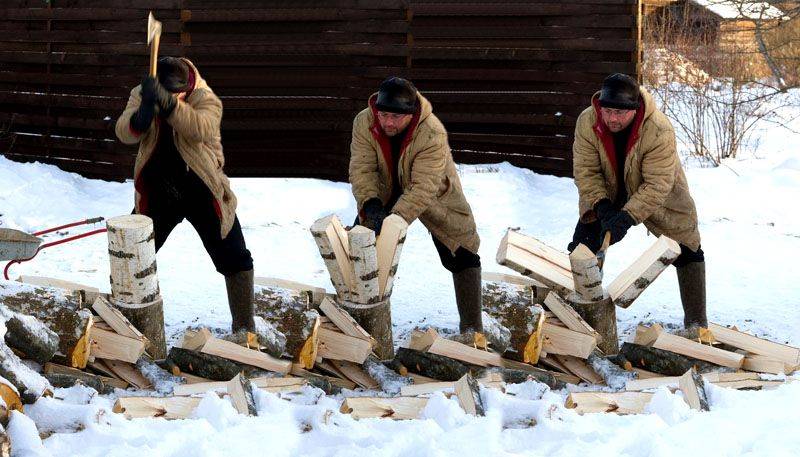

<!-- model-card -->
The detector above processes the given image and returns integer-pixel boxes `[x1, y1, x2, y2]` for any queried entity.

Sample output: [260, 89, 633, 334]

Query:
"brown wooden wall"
[0, 0, 640, 182]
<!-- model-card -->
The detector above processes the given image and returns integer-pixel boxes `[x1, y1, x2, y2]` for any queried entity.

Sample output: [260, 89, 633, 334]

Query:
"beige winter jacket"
[573, 88, 701, 250]
[349, 93, 480, 254]
[115, 58, 236, 238]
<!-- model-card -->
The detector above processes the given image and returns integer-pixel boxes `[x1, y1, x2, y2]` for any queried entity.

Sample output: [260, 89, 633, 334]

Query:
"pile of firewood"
[0, 221, 797, 431]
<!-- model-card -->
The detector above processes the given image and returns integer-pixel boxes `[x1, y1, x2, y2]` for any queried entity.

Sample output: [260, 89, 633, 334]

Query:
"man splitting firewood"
[349, 77, 483, 336]
[569, 73, 706, 331]
[114, 57, 256, 333]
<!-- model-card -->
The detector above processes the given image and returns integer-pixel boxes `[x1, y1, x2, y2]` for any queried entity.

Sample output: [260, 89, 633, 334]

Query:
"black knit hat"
[374, 77, 418, 114]
[599, 73, 640, 110]
[157, 57, 190, 93]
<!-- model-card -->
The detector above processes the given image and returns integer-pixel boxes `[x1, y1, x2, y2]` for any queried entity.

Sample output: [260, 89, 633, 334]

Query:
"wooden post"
[340, 299, 394, 360]
[570, 295, 619, 355]
[106, 215, 166, 359]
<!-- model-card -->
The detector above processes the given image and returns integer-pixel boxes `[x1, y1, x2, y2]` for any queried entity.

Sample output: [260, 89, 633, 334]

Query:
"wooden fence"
[0, 0, 640, 181]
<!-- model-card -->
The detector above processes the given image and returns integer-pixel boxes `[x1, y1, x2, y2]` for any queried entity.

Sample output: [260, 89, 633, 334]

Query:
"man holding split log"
[569, 73, 706, 330]
[115, 57, 256, 333]
[349, 77, 483, 335]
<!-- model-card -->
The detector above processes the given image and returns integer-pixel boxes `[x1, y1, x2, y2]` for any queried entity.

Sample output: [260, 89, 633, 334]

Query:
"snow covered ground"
[1, 117, 800, 454]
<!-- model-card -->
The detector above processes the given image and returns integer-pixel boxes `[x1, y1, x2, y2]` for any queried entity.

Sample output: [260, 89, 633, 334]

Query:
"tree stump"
[569, 295, 619, 355]
[482, 281, 545, 363]
[0, 282, 92, 368]
[340, 299, 393, 360]
[253, 285, 320, 368]
[106, 215, 166, 359]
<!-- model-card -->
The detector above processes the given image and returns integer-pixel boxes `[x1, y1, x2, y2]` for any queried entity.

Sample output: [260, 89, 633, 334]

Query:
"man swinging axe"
[114, 56, 256, 333]
[569, 73, 707, 331]
[349, 77, 483, 337]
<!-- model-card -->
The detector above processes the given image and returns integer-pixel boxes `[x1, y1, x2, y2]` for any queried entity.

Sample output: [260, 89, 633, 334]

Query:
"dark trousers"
[146, 171, 253, 275]
[568, 219, 703, 266]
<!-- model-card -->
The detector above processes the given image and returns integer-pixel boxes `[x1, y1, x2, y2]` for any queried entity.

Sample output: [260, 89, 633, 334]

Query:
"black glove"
[129, 78, 157, 133]
[360, 198, 388, 234]
[567, 220, 605, 253]
[153, 78, 177, 117]
[594, 198, 614, 222]
[601, 210, 635, 244]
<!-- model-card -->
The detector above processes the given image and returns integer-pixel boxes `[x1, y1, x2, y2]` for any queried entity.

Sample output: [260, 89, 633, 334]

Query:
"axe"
[147, 12, 162, 77]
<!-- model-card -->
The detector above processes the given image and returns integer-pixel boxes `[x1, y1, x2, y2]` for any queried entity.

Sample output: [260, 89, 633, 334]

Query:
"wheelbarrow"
[1, 217, 107, 280]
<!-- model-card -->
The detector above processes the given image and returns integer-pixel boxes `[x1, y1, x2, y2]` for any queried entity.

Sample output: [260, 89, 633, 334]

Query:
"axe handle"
[149, 32, 161, 77]
[597, 231, 611, 269]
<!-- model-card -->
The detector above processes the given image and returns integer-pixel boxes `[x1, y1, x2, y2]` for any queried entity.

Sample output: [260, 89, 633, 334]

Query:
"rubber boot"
[225, 269, 255, 333]
[676, 261, 707, 329]
[453, 267, 483, 333]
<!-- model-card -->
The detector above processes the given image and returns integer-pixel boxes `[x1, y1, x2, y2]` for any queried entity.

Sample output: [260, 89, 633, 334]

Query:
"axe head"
[147, 12, 162, 45]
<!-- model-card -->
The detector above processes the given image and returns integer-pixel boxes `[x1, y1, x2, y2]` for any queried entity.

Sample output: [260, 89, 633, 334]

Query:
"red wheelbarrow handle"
[4, 218, 108, 280]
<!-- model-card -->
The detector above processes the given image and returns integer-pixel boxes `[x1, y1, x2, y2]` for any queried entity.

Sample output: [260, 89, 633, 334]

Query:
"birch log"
[348, 226, 380, 305]
[310, 214, 354, 300]
[569, 243, 605, 302]
[608, 235, 681, 308]
[107, 215, 166, 359]
[376, 214, 408, 300]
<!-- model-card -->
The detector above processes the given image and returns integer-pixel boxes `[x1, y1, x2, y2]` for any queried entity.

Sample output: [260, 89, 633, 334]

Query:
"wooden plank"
[113, 397, 201, 420]
[406, 328, 439, 352]
[625, 376, 681, 392]
[554, 354, 603, 384]
[541, 323, 596, 359]
[340, 397, 428, 420]
[565, 392, 653, 415]
[100, 359, 151, 390]
[253, 277, 327, 305]
[329, 360, 379, 390]
[200, 336, 292, 374]
[708, 323, 800, 367]
[608, 235, 681, 308]
[180, 328, 212, 351]
[454, 373, 484, 416]
[741, 354, 793, 375]
[89, 327, 145, 364]
[316, 327, 372, 364]
[633, 323, 663, 346]
[227, 374, 258, 416]
[173, 377, 308, 396]
[714, 379, 786, 390]
[375, 214, 408, 299]
[652, 332, 745, 369]
[678, 369, 709, 411]
[319, 297, 375, 346]
[427, 334, 504, 367]
[543, 292, 599, 340]
[399, 381, 454, 396]
[496, 229, 575, 295]
[91, 296, 148, 343]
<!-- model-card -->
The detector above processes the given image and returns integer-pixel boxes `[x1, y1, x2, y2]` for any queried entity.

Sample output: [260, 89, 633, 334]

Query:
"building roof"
[690, 1, 784, 20]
